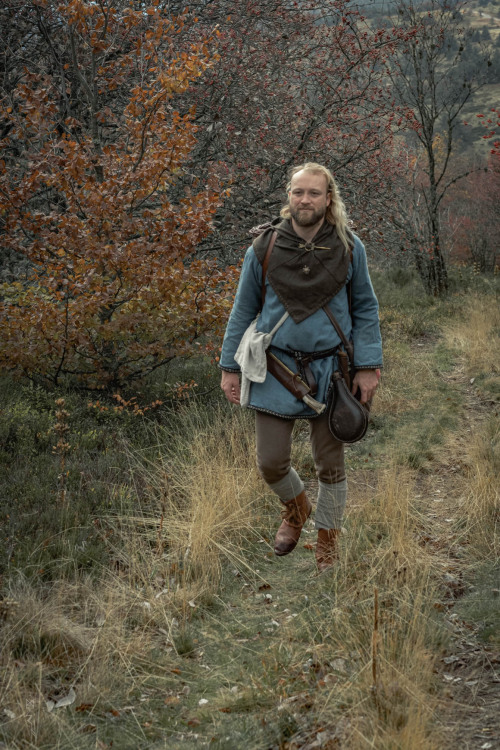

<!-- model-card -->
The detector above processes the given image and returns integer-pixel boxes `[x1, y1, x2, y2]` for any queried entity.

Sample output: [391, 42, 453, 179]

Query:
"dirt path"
[284, 358, 499, 749]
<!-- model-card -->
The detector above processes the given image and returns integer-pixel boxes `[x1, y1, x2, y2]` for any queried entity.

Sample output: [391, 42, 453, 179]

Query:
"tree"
[389, 0, 495, 294]
[171, 0, 413, 260]
[0, 1, 235, 388]
[443, 153, 500, 272]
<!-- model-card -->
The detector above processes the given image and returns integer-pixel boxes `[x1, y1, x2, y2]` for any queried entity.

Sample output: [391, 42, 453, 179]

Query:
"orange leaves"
[88, 393, 165, 417]
[0, 4, 232, 389]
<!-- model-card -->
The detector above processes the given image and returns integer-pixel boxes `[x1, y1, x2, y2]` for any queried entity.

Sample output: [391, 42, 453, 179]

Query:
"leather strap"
[265, 351, 326, 414]
[261, 231, 277, 306]
[295, 356, 317, 397]
[322, 305, 354, 364]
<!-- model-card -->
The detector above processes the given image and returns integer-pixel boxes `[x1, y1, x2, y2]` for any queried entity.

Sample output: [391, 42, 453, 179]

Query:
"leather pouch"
[327, 371, 369, 443]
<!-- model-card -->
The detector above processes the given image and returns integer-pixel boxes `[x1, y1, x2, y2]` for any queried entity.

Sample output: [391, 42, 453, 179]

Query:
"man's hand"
[352, 369, 380, 405]
[221, 371, 241, 405]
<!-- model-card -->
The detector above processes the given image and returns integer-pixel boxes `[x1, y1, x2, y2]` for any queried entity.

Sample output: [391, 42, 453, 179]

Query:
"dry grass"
[0, 575, 186, 747]
[260, 466, 446, 749]
[442, 295, 500, 386]
[0, 582, 90, 748]
[441, 295, 500, 555]
[458, 417, 500, 557]
[1, 286, 499, 748]
[115, 404, 267, 591]
[0, 422, 451, 748]
[375, 347, 432, 416]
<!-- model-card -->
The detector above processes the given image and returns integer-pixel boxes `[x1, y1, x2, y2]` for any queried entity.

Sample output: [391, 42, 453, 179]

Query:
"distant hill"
[348, 0, 500, 155]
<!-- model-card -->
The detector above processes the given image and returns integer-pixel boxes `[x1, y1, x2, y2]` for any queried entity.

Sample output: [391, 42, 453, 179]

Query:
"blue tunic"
[220, 234, 383, 418]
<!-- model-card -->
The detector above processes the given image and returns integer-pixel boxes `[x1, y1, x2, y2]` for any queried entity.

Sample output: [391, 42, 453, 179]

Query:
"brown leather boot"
[315, 528, 340, 572]
[274, 491, 312, 556]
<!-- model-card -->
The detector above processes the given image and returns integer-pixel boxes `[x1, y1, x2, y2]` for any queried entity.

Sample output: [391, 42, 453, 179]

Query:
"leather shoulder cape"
[252, 218, 351, 323]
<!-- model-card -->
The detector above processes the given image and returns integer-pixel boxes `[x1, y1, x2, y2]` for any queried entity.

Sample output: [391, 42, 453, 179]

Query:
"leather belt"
[272, 345, 340, 397]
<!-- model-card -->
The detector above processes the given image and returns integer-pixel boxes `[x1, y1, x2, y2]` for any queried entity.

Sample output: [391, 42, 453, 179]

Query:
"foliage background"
[1, 0, 498, 391]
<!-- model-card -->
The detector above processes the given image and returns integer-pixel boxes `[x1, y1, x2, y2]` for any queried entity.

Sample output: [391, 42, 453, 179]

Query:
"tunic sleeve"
[350, 237, 383, 370]
[219, 247, 263, 372]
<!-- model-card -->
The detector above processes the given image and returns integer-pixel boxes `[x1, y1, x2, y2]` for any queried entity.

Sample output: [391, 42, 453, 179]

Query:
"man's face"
[288, 170, 331, 228]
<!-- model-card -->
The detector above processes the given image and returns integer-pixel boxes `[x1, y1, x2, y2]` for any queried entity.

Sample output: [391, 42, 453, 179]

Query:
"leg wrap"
[268, 468, 304, 503]
[314, 479, 347, 530]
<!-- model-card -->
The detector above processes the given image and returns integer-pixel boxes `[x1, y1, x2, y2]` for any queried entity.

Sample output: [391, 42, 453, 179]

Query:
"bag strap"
[261, 231, 277, 306]
[322, 306, 352, 357]
[269, 310, 289, 335]
[322, 305, 354, 389]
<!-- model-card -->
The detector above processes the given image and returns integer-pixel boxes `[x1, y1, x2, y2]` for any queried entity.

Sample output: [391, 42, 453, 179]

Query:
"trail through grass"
[0, 274, 498, 749]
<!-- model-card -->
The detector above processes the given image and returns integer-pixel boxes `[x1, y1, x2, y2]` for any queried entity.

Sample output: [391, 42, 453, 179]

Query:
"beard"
[290, 205, 326, 227]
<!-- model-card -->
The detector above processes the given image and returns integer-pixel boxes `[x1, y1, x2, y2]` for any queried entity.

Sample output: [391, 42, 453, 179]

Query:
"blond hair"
[280, 163, 352, 252]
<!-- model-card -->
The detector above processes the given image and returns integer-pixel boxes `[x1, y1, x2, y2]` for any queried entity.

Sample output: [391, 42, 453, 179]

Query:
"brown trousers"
[255, 410, 345, 488]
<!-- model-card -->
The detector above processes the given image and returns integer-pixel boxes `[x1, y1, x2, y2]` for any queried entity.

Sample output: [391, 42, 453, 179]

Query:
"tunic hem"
[247, 404, 321, 420]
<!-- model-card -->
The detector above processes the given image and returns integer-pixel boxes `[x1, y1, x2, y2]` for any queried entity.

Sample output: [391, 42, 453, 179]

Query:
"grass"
[0, 268, 499, 748]
[441, 295, 500, 404]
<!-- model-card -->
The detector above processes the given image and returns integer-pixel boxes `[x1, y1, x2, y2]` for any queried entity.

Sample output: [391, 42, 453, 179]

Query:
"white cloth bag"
[234, 311, 289, 407]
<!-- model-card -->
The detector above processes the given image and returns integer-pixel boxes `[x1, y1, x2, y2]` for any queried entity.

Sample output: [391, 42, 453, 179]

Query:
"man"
[220, 163, 382, 572]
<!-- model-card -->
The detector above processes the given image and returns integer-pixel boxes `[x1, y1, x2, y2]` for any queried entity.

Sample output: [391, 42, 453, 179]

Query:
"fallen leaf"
[164, 696, 180, 705]
[80, 724, 97, 734]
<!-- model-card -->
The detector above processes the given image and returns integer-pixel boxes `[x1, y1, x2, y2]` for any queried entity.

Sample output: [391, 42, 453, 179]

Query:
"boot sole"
[274, 544, 298, 556]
